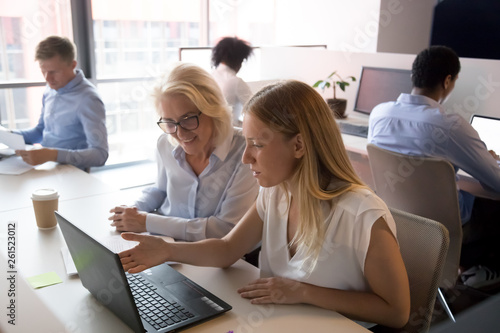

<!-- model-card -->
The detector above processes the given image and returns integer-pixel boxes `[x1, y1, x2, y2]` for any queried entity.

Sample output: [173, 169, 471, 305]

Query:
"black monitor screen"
[353, 66, 412, 115]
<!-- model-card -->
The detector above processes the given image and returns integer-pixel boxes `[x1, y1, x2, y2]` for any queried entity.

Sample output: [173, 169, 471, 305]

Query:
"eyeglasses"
[157, 111, 202, 134]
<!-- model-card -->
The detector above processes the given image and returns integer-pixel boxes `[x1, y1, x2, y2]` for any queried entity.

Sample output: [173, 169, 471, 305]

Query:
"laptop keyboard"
[337, 121, 369, 138]
[127, 273, 195, 330]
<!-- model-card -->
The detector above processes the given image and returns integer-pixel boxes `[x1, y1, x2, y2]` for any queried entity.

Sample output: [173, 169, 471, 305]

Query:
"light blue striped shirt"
[368, 93, 500, 223]
[17, 69, 108, 169]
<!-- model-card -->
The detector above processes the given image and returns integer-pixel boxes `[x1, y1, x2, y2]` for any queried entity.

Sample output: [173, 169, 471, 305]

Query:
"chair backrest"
[367, 143, 462, 289]
[391, 208, 450, 333]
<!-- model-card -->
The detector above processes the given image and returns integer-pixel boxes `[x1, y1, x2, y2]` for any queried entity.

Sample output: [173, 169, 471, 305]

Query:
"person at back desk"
[211, 37, 254, 127]
[368, 45, 500, 289]
[13, 36, 108, 170]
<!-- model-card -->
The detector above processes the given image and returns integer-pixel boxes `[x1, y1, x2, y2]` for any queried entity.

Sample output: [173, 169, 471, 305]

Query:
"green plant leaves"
[313, 72, 356, 99]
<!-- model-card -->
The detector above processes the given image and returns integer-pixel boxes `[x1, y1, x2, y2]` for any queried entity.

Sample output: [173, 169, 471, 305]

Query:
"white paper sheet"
[0, 131, 25, 150]
[0, 156, 34, 175]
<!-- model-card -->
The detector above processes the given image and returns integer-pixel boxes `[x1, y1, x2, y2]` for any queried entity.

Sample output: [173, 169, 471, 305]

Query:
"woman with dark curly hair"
[211, 37, 254, 126]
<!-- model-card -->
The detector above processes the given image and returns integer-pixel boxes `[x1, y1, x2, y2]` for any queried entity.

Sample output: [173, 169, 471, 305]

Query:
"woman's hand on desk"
[237, 277, 305, 305]
[109, 205, 147, 232]
[119, 233, 171, 273]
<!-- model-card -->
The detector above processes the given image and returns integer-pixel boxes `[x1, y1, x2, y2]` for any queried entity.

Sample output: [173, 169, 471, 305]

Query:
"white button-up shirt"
[212, 64, 253, 125]
[135, 128, 259, 241]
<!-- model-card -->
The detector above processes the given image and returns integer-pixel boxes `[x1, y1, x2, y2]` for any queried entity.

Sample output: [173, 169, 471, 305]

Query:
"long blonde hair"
[152, 62, 232, 146]
[244, 80, 367, 270]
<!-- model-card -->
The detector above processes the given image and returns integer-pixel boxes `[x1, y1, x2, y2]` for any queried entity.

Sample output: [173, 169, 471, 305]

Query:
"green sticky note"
[27, 271, 63, 289]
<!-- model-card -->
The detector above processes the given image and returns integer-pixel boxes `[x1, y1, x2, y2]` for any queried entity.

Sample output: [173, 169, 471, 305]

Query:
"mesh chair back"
[391, 208, 450, 333]
[367, 144, 462, 289]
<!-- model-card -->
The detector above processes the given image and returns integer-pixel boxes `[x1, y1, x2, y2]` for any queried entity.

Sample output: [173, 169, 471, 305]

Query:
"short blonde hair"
[153, 63, 232, 146]
[244, 80, 367, 270]
[35, 36, 76, 64]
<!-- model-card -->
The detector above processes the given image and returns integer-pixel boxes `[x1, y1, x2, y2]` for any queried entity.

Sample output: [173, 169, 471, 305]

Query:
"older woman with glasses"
[108, 63, 259, 242]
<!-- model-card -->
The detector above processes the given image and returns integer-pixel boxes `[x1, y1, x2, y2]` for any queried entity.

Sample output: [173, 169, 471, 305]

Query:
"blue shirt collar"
[53, 69, 84, 94]
[397, 93, 443, 111]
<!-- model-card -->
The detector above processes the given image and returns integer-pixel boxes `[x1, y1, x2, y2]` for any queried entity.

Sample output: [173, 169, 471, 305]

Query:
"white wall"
[448, 57, 500, 120]
[376, 0, 436, 54]
[265, 0, 439, 56]
[242, 0, 500, 121]
[257, 47, 413, 117]
[274, 0, 381, 53]
[252, 47, 500, 120]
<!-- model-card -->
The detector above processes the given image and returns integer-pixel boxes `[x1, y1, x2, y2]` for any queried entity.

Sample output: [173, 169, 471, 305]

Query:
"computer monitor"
[353, 66, 413, 115]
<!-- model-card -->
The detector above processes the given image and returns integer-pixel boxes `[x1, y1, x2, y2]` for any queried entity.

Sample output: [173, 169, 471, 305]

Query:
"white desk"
[0, 162, 117, 212]
[0, 173, 370, 332]
[0, 254, 67, 333]
[341, 134, 500, 201]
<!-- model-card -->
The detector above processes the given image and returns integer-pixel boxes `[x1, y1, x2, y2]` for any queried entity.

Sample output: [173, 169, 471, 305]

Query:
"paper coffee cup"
[31, 188, 59, 230]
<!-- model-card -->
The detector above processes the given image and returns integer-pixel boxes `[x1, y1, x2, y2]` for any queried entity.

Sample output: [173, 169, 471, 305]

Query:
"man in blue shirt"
[368, 45, 500, 288]
[14, 36, 108, 170]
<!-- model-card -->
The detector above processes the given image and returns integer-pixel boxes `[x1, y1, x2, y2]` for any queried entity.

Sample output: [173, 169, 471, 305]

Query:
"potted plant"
[313, 71, 356, 119]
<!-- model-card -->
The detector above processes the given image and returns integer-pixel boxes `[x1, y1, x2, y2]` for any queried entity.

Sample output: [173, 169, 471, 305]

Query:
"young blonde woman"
[119, 80, 410, 328]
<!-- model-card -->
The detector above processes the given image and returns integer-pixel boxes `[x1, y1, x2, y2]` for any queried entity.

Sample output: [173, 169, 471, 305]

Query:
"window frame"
[0, 0, 327, 167]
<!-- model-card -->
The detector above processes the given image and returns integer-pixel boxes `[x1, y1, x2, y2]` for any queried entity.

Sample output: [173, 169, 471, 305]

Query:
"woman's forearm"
[168, 238, 241, 268]
[301, 283, 408, 328]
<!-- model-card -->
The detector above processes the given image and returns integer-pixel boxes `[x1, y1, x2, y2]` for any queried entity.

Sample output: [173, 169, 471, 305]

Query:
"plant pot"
[326, 98, 347, 119]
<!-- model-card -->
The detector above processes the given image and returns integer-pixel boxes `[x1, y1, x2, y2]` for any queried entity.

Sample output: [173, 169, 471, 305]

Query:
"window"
[91, 0, 204, 164]
[209, 0, 276, 46]
[0, 0, 372, 166]
[0, 0, 72, 128]
[92, 0, 203, 78]
[0, 86, 45, 128]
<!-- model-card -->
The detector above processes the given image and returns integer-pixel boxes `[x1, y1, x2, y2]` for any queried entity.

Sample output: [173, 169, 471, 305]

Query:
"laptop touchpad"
[165, 280, 204, 301]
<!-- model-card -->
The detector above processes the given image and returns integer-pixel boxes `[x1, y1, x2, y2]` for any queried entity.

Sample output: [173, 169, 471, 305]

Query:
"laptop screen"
[56, 211, 145, 332]
[55, 211, 231, 333]
[470, 114, 500, 154]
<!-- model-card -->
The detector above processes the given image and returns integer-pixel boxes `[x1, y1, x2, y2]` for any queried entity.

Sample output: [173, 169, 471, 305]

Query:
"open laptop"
[470, 114, 500, 154]
[55, 211, 231, 333]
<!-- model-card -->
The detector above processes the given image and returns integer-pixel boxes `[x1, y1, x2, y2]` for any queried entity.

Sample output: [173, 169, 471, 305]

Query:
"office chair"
[391, 208, 450, 333]
[367, 144, 463, 323]
[346, 149, 375, 189]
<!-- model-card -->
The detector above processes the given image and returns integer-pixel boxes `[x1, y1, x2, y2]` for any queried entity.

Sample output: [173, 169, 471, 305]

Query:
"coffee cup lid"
[31, 188, 59, 201]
